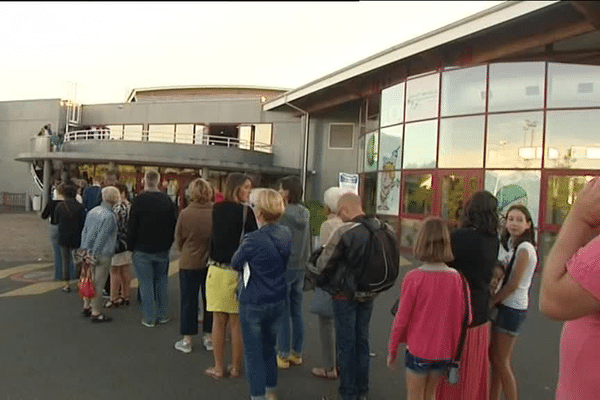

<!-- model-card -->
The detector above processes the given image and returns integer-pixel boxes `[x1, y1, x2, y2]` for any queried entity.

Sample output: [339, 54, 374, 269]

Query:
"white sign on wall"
[339, 173, 359, 194]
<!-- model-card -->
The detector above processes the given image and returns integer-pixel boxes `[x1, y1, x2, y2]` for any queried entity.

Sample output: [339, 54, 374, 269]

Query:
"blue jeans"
[50, 225, 76, 280]
[277, 269, 305, 358]
[240, 300, 285, 400]
[333, 298, 374, 400]
[133, 250, 169, 324]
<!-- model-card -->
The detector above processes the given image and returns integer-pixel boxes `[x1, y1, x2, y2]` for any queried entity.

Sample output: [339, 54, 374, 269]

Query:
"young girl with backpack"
[489, 205, 537, 400]
[387, 217, 471, 400]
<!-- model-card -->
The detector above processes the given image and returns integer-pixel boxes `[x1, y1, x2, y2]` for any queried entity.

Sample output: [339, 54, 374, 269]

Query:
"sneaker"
[174, 339, 192, 354]
[276, 355, 290, 370]
[141, 319, 156, 328]
[202, 334, 213, 351]
[288, 353, 303, 366]
[158, 318, 170, 325]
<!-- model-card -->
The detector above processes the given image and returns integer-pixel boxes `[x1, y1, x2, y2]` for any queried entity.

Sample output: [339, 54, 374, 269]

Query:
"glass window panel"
[381, 82, 405, 127]
[239, 125, 252, 150]
[488, 62, 545, 112]
[545, 175, 594, 225]
[175, 124, 194, 144]
[106, 125, 123, 140]
[403, 120, 437, 169]
[363, 172, 378, 216]
[486, 112, 543, 168]
[148, 124, 175, 143]
[545, 110, 600, 169]
[406, 73, 439, 122]
[329, 124, 354, 149]
[194, 124, 207, 145]
[400, 218, 423, 248]
[402, 174, 433, 215]
[255, 124, 272, 153]
[377, 170, 401, 216]
[439, 116, 485, 168]
[123, 124, 143, 141]
[441, 175, 466, 222]
[485, 169, 541, 228]
[538, 231, 557, 269]
[441, 66, 486, 116]
[363, 131, 379, 172]
[366, 93, 380, 132]
[378, 125, 403, 170]
[548, 63, 600, 108]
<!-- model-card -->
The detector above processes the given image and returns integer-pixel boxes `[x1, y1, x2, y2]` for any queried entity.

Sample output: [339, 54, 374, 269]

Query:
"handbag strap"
[239, 204, 247, 245]
[454, 272, 470, 363]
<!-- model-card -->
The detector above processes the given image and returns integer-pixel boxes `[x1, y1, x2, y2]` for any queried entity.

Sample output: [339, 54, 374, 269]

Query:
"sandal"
[311, 367, 338, 380]
[91, 314, 113, 323]
[81, 308, 92, 318]
[204, 366, 224, 380]
[121, 298, 130, 306]
[103, 300, 119, 309]
[61, 286, 71, 293]
[227, 365, 241, 378]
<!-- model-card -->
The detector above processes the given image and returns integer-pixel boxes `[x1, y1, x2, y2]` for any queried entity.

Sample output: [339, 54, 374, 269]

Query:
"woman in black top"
[436, 190, 500, 400]
[54, 183, 85, 292]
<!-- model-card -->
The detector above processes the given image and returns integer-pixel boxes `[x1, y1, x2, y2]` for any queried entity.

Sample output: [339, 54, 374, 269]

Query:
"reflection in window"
[377, 170, 401, 216]
[363, 131, 379, 172]
[149, 124, 175, 143]
[400, 218, 423, 248]
[485, 169, 541, 227]
[175, 124, 194, 144]
[254, 124, 273, 153]
[378, 125, 402, 170]
[194, 124, 208, 145]
[545, 110, 600, 169]
[441, 175, 465, 222]
[363, 172, 378, 216]
[239, 125, 252, 150]
[106, 125, 123, 140]
[403, 174, 432, 215]
[439, 116, 485, 168]
[546, 175, 594, 225]
[486, 112, 543, 169]
[441, 66, 486, 116]
[548, 63, 600, 108]
[406, 73, 439, 122]
[488, 62, 545, 112]
[123, 125, 143, 141]
[381, 82, 405, 127]
[358, 135, 365, 172]
[403, 120, 437, 169]
[367, 93, 380, 133]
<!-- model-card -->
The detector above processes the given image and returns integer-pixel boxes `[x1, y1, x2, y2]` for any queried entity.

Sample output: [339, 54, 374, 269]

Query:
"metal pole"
[42, 159, 52, 211]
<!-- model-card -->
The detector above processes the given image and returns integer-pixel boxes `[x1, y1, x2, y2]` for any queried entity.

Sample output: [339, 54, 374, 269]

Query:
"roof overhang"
[264, 1, 600, 114]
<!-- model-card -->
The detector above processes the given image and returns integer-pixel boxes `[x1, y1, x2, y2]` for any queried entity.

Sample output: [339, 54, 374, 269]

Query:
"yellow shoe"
[277, 355, 290, 369]
[288, 353, 303, 366]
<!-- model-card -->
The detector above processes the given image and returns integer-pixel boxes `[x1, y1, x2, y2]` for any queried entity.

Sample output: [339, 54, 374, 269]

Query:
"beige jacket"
[175, 202, 213, 270]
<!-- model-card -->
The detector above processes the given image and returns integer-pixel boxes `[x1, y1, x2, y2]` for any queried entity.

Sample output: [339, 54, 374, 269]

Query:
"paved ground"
[0, 212, 562, 400]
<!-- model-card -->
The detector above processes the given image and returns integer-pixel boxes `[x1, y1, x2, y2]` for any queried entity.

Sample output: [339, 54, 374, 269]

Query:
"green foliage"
[303, 199, 328, 237]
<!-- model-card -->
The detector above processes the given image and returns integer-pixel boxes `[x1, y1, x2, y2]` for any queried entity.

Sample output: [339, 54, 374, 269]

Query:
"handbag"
[445, 272, 470, 385]
[235, 204, 248, 301]
[75, 249, 97, 300]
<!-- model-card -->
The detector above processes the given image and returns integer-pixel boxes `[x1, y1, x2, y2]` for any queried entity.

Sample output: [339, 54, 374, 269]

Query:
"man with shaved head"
[308, 192, 397, 400]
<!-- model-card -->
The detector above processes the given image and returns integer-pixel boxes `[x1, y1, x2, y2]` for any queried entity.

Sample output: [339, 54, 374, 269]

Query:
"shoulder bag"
[445, 272, 470, 385]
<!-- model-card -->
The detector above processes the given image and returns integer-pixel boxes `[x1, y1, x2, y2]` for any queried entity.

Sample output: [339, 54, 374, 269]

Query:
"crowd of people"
[39, 167, 600, 400]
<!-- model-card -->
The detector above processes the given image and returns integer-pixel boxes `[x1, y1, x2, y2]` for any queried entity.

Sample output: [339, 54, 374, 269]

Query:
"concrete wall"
[0, 99, 61, 196]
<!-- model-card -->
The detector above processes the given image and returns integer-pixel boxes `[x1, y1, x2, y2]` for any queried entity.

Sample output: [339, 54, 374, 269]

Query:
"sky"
[0, 1, 504, 104]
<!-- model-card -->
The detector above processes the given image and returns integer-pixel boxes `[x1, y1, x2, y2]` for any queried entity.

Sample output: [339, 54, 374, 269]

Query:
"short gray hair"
[144, 169, 160, 189]
[102, 186, 120, 205]
[323, 186, 348, 213]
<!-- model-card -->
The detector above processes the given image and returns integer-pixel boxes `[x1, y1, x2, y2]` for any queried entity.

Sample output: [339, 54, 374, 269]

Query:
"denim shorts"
[404, 349, 452, 375]
[492, 304, 527, 336]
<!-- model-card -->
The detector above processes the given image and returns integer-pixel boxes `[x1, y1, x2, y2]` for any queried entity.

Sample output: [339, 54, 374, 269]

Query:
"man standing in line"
[310, 193, 384, 400]
[127, 169, 178, 327]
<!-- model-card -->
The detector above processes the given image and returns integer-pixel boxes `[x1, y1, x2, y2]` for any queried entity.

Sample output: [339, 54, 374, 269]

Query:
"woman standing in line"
[204, 173, 257, 379]
[489, 205, 537, 400]
[173, 178, 214, 353]
[436, 190, 500, 400]
[41, 180, 66, 281]
[231, 188, 291, 400]
[104, 184, 133, 307]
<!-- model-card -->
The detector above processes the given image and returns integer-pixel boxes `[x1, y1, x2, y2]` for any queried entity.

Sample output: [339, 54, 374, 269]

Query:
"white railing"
[63, 129, 272, 153]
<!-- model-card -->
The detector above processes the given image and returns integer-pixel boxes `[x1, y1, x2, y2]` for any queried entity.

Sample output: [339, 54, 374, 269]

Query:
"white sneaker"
[203, 334, 213, 351]
[174, 339, 192, 354]
[141, 320, 156, 328]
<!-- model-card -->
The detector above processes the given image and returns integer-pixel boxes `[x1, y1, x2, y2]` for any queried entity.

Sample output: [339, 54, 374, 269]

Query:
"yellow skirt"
[205, 264, 239, 314]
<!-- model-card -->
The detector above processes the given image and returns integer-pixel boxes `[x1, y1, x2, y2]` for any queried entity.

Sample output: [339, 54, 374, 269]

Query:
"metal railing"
[63, 129, 272, 153]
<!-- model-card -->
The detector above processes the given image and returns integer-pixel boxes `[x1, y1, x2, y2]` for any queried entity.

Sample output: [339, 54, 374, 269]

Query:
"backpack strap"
[454, 272, 470, 363]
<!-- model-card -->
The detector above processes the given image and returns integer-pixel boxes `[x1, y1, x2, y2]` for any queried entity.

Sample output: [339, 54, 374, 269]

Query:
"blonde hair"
[102, 186, 121, 205]
[413, 217, 454, 263]
[254, 189, 284, 223]
[189, 178, 213, 204]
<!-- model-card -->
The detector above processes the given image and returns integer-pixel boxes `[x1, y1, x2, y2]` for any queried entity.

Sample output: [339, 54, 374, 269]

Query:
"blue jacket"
[80, 202, 117, 258]
[231, 223, 291, 305]
[279, 203, 311, 270]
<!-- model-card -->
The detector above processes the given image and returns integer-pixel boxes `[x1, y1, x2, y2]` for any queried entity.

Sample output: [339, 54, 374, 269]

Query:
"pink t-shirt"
[557, 235, 600, 400]
[388, 264, 471, 361]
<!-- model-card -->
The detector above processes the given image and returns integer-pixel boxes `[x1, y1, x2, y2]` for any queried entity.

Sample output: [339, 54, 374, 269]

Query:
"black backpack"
[355, 219, 400, 294]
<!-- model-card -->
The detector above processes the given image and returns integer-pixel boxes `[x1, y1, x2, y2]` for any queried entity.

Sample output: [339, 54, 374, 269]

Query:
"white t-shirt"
[501, 240, 537, 310]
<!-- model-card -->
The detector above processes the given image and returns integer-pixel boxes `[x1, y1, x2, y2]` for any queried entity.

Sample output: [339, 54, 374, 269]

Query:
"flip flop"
[311, 367, 338, 380]
[204, 367, 224, 380]
[227, 365, 241, 378]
